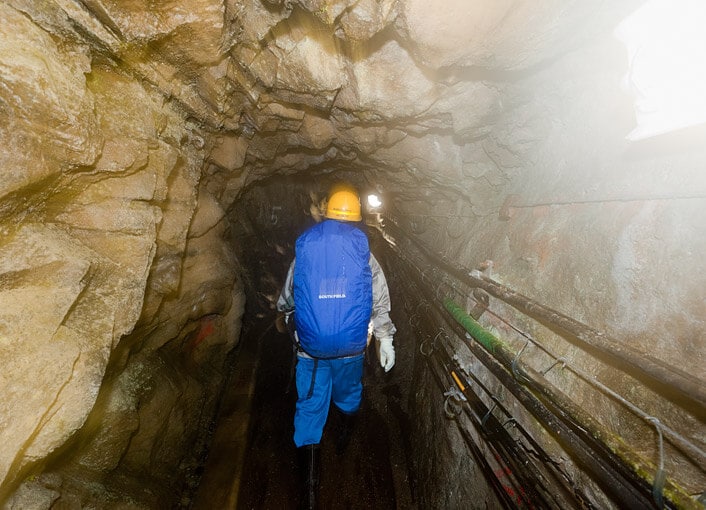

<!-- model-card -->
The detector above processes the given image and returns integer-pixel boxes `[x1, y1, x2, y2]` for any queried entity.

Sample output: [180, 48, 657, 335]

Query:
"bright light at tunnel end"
[367, 194, 382, 209]
[615, 0, 706, 141]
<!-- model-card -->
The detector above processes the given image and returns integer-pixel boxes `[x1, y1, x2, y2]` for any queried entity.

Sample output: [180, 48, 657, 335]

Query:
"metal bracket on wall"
[511, 341, 531, 385]
[419, 335, 434, 357]
[469, 288, 490, 320]
[443, 386, 466, 419]
[481, 401, 498, 427]
[647, 417, 666, 509]
[542, 357, 567, 375]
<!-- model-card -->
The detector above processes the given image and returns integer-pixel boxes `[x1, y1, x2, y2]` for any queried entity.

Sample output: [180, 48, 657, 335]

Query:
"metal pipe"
[505, 193, 706, 209]
[438, 296, 666, 508]
[398, 266, 573, 509]
[466, 270, 706, 413]
[389, 248, 699, 509]
[422, 349, 520, 509]
[402, 244, 706, 469]
[439, 353, 574, 509]
[441, 297, 702, 510]
[383, 218, 706, 414]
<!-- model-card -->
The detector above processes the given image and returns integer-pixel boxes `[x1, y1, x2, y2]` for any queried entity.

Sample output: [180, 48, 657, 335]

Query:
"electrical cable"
[386, 239, 675, 509]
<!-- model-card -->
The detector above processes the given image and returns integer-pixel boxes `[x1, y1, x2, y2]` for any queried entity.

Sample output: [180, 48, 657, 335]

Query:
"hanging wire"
[647, 417, 666, 509]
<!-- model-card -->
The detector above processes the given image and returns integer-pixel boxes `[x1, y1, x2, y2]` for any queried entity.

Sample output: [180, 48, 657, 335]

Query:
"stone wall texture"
[0, 0, 704, 508]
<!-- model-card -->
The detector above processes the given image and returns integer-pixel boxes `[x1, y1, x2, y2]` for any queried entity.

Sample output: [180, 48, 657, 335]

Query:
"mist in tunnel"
[0, 0, 705, 509]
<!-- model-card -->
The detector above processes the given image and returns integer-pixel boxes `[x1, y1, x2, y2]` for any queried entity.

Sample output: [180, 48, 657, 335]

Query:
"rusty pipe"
[383, 217, 706, 414]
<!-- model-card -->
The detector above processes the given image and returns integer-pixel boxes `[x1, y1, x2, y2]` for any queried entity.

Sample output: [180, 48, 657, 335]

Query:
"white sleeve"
[276, 259, 295, 312]
[370, 254, 396, 339]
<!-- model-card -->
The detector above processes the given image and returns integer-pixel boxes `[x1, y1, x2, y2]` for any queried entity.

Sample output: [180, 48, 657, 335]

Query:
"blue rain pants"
[293, 353, 364, 447]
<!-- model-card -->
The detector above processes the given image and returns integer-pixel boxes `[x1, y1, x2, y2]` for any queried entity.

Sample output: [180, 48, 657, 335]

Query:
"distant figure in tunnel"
[276, 182, 397, 509]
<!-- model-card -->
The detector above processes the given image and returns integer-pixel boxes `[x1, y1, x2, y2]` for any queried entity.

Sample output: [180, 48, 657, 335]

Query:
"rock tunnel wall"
[0, 0, 704, 508]
[0, 1, 247, 506]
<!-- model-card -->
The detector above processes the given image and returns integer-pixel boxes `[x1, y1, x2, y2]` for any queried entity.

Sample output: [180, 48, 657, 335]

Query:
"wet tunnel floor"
[192, 316, 416, 510]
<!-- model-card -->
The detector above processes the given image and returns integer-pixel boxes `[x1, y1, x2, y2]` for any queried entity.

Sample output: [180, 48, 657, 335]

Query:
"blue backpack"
[293, 220, 372, 358]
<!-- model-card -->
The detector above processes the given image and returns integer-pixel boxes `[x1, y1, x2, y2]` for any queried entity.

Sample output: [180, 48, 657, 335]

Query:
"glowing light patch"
[615, 0, 706, 140]
[367, 194, 382, 208]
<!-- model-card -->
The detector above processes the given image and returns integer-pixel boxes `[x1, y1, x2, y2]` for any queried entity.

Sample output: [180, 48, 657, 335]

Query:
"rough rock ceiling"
[5, 0, 618, 211]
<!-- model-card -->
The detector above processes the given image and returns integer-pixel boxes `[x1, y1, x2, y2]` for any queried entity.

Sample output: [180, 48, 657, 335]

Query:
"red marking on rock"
[189, 319, 215, 351]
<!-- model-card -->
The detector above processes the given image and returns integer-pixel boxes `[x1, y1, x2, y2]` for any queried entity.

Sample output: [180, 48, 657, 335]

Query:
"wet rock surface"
[1, 0, 705, 507]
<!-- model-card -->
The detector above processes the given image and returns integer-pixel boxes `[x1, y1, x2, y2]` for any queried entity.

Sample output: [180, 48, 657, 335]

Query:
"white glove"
[377, 336, 395, 372]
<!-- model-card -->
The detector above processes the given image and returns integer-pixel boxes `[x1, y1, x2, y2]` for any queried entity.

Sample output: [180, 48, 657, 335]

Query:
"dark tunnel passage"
[180, 175, 706, 510]
[190, 176, 420, 509]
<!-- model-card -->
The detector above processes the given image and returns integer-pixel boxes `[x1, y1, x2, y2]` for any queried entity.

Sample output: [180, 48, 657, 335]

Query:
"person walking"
[276, 183, 397, 509]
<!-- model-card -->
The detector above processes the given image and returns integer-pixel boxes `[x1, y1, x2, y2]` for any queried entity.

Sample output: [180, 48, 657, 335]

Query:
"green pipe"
[385, 217, 706, 412]
[443, 297, 506, 355]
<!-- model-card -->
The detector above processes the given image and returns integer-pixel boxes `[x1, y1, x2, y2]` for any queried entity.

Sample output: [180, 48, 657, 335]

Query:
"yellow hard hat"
[325, 183, 362, 222]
